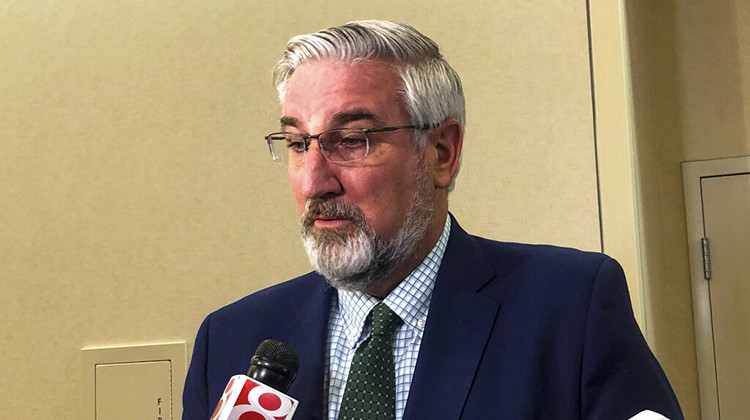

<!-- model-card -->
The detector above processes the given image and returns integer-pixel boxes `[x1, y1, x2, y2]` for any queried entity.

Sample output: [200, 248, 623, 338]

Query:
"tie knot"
[370, 303, 402, 336]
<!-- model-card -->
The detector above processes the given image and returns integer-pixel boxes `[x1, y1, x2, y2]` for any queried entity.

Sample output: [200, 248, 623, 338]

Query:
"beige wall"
[0, 0, 710, 418]
[626, 1, 750, 419]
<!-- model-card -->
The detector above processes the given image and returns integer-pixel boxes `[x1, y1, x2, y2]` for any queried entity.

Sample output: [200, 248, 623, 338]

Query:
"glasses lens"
[319, 129, 369, 163]
[266, 133, 305, 165]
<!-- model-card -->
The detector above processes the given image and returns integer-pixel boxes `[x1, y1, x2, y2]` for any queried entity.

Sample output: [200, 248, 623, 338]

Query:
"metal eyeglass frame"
[264, 124, 434, 164]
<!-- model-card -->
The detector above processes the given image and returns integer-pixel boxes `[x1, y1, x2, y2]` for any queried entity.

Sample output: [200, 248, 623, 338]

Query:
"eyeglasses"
[264, 124, 434, 165]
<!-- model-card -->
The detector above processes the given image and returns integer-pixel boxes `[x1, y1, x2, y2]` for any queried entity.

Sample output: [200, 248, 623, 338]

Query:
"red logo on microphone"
[210, 375, 298, 420]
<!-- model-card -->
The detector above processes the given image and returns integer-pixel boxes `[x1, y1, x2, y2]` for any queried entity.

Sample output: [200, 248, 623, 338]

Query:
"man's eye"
[286, 140, 306, 152]
[339, 136, 367, 148]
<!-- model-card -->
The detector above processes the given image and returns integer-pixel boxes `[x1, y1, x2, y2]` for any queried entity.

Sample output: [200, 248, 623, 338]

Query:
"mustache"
[301, 199, 368, 231]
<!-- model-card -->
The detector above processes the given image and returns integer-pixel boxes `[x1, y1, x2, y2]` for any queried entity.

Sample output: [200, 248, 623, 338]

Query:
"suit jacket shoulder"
[404, 218, 683, 419]
[183, 272, 332, 420]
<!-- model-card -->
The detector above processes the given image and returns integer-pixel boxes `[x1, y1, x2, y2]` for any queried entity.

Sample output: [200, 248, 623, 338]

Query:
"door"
[682, 156, 750, 420]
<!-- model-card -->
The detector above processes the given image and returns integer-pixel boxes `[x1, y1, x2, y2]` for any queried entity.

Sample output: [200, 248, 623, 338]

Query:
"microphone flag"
[210, 374, 298, 420]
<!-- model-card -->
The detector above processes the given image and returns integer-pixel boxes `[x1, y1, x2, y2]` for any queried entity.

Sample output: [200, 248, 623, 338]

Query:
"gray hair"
[272, 20, 465, 191]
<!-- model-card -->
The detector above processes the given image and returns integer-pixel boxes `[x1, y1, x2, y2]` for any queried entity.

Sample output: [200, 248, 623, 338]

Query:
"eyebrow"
[331, 110, 381, 126]
[279, 116, 300, 129]
[279, 109, 382, 131]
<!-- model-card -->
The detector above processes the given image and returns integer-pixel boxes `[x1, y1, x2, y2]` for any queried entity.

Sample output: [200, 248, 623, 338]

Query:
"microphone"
[247, 339, 299, 393]
[210, 339, 300, 420]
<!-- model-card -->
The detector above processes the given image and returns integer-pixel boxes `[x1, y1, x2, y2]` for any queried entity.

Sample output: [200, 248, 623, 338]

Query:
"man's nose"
[299, 141, 342, 199]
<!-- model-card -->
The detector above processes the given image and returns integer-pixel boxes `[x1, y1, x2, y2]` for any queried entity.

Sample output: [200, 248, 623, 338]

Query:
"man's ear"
[428, 119, 463, 189]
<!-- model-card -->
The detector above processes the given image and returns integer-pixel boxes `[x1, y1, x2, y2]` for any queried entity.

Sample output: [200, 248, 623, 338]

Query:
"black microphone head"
[254, 339, 300, 372]
[247, 339, 299, 393]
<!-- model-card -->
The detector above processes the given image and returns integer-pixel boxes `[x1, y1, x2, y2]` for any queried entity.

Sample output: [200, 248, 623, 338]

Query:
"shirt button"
[417, 318, 427, 329]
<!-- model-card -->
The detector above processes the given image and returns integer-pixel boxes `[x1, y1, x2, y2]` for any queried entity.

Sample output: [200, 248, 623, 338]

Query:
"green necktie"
[339, 302, 403, 420]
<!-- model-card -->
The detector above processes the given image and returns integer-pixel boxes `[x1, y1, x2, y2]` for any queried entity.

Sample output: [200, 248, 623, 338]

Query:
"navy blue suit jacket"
[183, 218, 683, 419]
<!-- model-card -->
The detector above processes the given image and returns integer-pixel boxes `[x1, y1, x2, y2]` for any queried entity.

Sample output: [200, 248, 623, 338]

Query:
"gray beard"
[300, 167, 433, 292]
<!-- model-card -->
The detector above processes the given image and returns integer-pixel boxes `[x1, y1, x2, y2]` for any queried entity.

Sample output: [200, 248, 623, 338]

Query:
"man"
[183, 20, 683, 420]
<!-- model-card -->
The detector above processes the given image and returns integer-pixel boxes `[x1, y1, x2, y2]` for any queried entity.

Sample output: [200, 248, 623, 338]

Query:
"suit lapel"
[403, 217, 500, 419]
[284, 274, 334, 420]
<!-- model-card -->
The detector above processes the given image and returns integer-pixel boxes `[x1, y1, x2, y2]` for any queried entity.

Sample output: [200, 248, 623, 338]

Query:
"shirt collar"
[337, 217, 451, 347]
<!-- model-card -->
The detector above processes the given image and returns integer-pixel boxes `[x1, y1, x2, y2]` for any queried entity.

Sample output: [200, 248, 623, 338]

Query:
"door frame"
[588, 0, 647, 328]
[682, 155, 750, 420]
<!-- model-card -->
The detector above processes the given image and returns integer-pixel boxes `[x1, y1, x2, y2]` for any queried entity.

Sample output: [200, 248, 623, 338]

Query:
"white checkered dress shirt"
[324, 217, 451, 420]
